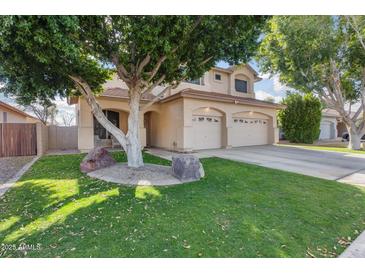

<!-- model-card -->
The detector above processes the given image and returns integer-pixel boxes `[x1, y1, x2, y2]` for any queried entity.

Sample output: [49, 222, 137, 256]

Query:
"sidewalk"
[340, 231, 365, 258]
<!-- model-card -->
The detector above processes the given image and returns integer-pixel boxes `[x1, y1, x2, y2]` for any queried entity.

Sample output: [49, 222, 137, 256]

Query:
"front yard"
[0, 152, 364, 258]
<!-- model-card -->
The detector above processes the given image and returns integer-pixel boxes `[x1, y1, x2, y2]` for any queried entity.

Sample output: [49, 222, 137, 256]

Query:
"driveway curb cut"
[0, 156, 40, 198]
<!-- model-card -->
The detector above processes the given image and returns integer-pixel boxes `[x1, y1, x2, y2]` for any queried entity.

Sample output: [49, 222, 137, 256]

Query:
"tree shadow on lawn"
[0, 152, 365, 258]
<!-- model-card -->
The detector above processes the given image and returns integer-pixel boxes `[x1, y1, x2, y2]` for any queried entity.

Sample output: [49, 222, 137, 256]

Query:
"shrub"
[278, 93, 322, 143]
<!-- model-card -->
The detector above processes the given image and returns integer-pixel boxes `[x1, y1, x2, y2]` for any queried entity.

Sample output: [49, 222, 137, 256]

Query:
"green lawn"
[278, 143, 365, 154]
[0, 152, 364, 258]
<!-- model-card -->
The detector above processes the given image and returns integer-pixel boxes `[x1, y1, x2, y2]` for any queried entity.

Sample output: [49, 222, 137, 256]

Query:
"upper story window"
[235, 79, 248, 93]
[214, 73, 222, 81]
[185, 77, 204, 86]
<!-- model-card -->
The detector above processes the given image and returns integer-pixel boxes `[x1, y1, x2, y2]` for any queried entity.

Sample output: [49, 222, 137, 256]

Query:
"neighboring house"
[69, 64, 284, 152]
[319, 109, 339, 140]
[319, 109, 354, 140]
[0, 101, 45, 157]
[0, 101, 38, 123]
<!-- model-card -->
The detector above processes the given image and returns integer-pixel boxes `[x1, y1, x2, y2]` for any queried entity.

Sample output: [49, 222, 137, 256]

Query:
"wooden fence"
[0, 123, 37, 157]
[48, 125, 78, 150]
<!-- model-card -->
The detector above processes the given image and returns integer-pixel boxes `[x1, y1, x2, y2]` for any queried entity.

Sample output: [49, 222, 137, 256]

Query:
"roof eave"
[159, 90, 285, 110]
[0, 101, 39, 120]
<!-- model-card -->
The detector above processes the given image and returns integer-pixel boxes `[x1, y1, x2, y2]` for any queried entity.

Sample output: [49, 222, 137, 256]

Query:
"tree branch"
[347, 16, 365, 51]
[146, 55, 168, 82]
[111, 54, 131, 86]
[142, 74, 166, 94]
[69, 75, 128, 148]
[141, 85, 174, 111]
[136, 54, 151, 77]
[144, 16, 204, 84]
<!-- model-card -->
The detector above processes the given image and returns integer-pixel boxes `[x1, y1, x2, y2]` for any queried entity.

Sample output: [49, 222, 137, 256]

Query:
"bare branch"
[61, 112, 75, 126]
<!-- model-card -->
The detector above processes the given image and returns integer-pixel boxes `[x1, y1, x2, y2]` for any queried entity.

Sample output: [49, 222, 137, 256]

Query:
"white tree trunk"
[70, 76, 145, 168]
[125, 91, 144, 168]
[346, 124, 362, 150]
[92, 105, 128, 149]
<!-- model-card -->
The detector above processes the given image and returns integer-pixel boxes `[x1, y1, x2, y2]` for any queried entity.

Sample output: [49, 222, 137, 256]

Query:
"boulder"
[80, 147, 116, 173]
[171, 154, 204, 182]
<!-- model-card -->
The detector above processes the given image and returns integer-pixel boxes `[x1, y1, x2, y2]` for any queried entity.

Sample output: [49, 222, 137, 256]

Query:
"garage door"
[319, 121, 331, 139]
[231, 118, 269, 146]
[192, 115, 222, 150]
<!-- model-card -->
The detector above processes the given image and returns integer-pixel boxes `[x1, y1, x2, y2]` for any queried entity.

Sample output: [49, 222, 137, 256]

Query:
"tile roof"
[160, 89, 285, 109]
[101, 88, 156, 101]
[0, 100, 39, 120]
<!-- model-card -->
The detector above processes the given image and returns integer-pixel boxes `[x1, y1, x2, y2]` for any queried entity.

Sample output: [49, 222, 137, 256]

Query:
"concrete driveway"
[196, 145, 365, 185]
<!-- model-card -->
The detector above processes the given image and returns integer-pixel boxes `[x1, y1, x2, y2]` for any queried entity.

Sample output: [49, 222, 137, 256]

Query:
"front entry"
[192, 115, 222, 150]
[93, 109, 126, 148]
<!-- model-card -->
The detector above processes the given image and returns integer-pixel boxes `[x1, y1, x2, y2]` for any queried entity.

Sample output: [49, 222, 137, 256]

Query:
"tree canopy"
[257, 15, 365, 149]
[0, 16, 269, 166]
[0, 16, 267, 104]
[258, 16, 365, 101]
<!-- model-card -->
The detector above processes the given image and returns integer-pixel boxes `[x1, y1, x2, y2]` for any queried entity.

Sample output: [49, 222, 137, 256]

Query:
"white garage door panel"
[319, 122, 331, 140]
[192, 116, 221, 150]
[231, 118, 269, 146]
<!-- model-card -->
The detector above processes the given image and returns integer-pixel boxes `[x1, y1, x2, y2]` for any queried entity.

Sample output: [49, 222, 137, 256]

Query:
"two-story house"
[70, 64, 284, 152]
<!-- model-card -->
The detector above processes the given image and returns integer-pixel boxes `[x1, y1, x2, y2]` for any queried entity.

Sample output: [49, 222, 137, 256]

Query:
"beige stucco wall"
[182, 98, 278, 151]
[77, 62, 277, 153]
[77, 96, 162, 152]
[229, 67, 255, 98]
[105, 65, 257, 100]
[77, 94, 279, 152]
[0, 107, 38, 123]
[169, 66, 256, 99]
[77, 97, 132, 152]
[143, 99, 184, 151]
[208, 70, 230, 94]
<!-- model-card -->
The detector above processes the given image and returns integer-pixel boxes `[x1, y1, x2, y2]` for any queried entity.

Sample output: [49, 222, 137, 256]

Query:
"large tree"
[0, 16, 267, 167]
[258, 16, 365, 149]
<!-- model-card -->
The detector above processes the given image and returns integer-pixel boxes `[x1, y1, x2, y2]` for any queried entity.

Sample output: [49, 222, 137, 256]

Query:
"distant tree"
[278, 93, 322, 143]
[258, 16, 365, 149]
[22, 100, 58, 125]
[61, 112, 75, 126]
[0, 16, 268, 167]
